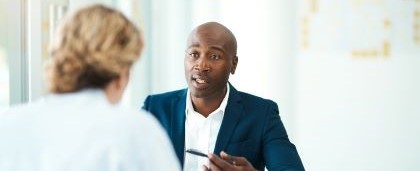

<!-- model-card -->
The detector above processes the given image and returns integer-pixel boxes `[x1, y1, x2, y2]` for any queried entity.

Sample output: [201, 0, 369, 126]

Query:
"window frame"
[7, 0, 29, 105]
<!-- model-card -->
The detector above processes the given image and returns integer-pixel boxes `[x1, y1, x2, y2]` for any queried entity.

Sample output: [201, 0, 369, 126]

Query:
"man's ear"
[231, 56, 238, 74]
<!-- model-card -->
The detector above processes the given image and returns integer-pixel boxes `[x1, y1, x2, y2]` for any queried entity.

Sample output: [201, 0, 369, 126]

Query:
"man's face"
[184, 28, 238, 98]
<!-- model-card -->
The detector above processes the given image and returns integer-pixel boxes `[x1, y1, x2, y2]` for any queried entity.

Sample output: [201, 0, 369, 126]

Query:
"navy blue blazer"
[142, 84, 304, 171]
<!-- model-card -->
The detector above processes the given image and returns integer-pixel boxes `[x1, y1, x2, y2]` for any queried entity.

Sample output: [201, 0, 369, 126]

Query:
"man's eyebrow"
[187, 44, 200, 49]
[208, 45, 225, 53]
[186, 44, 225, 53]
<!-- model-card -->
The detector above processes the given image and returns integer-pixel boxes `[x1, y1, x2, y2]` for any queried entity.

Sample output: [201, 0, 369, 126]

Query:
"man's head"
[184, 22, 238, 98]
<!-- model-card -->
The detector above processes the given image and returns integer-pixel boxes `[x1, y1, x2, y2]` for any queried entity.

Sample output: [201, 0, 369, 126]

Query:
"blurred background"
[1, 0, 419, 170]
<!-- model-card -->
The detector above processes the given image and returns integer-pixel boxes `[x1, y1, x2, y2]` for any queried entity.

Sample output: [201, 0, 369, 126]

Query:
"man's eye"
[189, 52, 199, 58]
[210, 54, 220, 60]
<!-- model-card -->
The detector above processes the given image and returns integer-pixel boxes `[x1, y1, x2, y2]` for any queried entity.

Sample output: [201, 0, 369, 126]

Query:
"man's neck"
[191, 87, 227, 117]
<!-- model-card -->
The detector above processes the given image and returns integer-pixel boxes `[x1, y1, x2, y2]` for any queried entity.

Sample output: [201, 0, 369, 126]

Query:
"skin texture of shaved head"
[187, 22, 237, 57]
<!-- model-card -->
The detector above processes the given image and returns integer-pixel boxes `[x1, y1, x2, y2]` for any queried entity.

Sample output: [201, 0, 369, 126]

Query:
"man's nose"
[194, 58, 211, 72]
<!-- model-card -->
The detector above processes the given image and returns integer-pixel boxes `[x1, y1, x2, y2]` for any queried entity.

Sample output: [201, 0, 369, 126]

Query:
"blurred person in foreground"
[142, 22, 304, 171]
[0, 4, 180, 171]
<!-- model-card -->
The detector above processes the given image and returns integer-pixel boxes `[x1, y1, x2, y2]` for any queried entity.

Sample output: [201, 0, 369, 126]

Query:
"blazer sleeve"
[141, 95, 151, 111]
[263, 101, 305, 171]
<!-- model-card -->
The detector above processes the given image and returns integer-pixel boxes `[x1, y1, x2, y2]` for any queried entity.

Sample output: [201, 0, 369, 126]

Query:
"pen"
[185, 148, 208, 158]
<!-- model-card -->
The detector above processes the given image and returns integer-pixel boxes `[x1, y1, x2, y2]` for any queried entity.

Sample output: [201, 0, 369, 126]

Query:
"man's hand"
[203, 151, 257, 171]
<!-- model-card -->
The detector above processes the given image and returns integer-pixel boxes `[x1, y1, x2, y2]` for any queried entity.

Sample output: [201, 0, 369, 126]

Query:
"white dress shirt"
[184, 84, 230, 171]
[0, 89, 181, 171]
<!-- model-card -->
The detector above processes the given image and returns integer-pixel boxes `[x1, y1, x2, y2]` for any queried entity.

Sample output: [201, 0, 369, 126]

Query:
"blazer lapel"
[171, 89, 187, 167]
[213, 84, 243, 155]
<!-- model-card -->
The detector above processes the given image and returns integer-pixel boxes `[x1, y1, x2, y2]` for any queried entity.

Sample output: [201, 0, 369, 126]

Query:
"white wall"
[295, 0, 420, 170]
[296, 57, 420, 171]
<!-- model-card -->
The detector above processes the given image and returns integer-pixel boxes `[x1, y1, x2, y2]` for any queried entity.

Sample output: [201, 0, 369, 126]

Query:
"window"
[0, 47, 8, 112]
[0, 0, 28, 109]
[0, 2, 10, 111]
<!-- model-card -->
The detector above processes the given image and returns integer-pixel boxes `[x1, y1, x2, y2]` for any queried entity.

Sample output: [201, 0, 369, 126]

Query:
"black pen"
[185, 148, 208, 158]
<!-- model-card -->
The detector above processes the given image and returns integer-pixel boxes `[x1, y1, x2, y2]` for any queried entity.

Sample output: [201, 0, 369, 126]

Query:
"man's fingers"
[208, 153, 235, 169]
[220, 151, 235, 165]
[202, 165, 210, 171]
[208, 162, 221, 171]
[220, 151, 248, 166]
[220, 151, 230, 160]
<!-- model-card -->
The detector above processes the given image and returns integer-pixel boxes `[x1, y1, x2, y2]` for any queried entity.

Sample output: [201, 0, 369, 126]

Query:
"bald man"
[142, 22, 304, 171]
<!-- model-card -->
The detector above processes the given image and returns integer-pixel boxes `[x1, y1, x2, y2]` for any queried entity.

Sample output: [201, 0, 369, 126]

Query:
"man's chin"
[189, 89, 211, 98]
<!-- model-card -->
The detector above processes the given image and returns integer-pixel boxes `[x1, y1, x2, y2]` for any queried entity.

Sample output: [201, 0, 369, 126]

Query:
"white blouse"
[0, 89, 180, 171]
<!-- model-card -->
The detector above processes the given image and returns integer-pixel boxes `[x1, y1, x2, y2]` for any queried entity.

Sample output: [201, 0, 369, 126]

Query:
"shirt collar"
[185, 83, 230, 117]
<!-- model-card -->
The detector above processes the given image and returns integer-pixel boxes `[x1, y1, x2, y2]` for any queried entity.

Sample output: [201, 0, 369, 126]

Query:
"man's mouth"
[195, 78, 207, 84]
[192, 75, 209, 85]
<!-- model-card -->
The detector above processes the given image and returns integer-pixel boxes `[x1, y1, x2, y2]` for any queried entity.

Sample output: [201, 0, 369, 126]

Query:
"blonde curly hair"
[47, 4, 143, 93]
